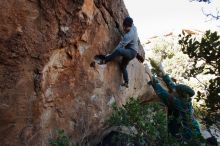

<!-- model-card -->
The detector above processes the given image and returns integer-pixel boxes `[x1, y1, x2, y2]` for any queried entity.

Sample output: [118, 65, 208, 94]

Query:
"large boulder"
[0, 0, 156, 145]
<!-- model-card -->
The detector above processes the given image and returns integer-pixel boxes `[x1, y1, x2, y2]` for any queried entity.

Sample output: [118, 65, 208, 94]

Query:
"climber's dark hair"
[123, 16, 133, 27]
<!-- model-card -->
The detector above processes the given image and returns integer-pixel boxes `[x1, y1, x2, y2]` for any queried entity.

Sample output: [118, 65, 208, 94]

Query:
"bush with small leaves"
[107, 98, 179, 145]
[49, 129, 75, 146]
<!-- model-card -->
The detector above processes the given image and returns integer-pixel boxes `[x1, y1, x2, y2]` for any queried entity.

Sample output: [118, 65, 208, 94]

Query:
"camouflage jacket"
[152, 74, 201, 141]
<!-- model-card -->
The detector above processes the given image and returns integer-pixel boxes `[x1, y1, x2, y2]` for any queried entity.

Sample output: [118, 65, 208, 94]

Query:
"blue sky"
[124, 0, 220, 42]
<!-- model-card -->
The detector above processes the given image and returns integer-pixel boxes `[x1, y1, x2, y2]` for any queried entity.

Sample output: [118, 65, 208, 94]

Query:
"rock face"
[0, 0, 156, 145]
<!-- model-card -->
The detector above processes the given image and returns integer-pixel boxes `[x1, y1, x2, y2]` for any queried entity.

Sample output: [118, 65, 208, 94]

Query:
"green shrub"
[107, 98, 170, 145]
[107, 98, 214, 145]
[49, 129, 75, 146]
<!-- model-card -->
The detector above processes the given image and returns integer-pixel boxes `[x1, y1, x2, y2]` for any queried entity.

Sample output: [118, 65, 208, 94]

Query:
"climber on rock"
[97, 16, 144, 88]
[147, 63, 202, 143]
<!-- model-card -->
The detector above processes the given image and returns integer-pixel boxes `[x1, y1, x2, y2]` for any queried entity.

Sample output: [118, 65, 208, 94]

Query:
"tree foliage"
[179, 30, 220, 127]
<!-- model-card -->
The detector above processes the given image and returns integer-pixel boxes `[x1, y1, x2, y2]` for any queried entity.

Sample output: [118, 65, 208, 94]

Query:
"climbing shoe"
[121, 82, 129, 88]
[94, 55, 106, 65]
[98, 59, 106, 65]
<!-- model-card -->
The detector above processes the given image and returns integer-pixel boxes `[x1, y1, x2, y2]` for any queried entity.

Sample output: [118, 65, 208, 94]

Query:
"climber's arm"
[158, 63, 176, 90]
[152, 82, 184, 110]
[162, 74, 176, 90]
[115, 32, 132, 49]
[152, 82, 171, 106]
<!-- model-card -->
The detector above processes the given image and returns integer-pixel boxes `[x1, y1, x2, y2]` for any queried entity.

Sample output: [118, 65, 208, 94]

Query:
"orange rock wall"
[0, 0, 155, 145]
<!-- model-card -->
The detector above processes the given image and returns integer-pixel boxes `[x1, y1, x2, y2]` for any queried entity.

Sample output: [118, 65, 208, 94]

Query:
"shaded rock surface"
[98, 131, 140, 146]
[0, 0, 156, 145]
